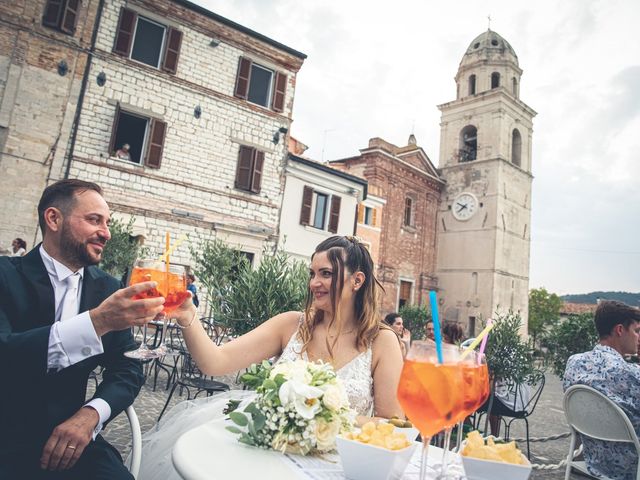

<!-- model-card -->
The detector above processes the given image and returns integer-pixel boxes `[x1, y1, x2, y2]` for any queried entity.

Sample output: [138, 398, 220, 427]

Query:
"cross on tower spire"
[487, 15, 492, 30]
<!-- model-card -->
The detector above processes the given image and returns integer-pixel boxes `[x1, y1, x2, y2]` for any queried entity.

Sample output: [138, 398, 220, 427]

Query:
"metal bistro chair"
[157, 318, 230, 421]
[475, 370, 546, 458]
[563, 384, 640, 480]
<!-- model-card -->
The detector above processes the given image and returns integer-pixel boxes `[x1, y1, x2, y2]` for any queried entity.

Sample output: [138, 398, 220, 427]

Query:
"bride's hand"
[174, 293, 197, 328]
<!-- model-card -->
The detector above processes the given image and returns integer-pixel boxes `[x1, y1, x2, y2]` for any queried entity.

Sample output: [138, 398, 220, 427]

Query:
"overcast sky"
[196, 0, 640, 296]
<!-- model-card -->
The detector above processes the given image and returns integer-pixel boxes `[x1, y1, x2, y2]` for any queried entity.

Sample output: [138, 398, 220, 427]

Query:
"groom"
[0, 179, 165, 479]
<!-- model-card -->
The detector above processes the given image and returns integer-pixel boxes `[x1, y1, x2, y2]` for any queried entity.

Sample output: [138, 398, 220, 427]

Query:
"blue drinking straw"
[429, 290, 443, 364]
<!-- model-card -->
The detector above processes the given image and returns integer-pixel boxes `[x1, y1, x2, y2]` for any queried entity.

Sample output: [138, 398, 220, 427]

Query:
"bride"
[137, 235, 404, 478]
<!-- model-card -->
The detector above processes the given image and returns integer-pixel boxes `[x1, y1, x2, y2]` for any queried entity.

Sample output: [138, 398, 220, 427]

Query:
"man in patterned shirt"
[563, 300, 640, 480]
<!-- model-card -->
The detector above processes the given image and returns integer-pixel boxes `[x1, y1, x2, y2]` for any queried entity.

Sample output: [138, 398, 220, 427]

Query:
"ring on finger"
[66, 445, 77, 450]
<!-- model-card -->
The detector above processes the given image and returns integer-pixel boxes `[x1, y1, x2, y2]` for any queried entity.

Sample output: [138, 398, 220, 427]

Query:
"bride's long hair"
[299, 235, 388, 359]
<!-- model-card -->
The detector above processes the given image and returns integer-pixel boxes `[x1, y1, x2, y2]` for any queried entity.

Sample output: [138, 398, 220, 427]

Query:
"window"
[512, 77, 518, 97]
[403, 196, 414, 227]
[42, 0, 80, 35]
[109, 105, 166, 168]
[234, 57, 287, 112]
[468, 74, 476, 95]
[398, 281, 412, 309]
[113, 8, 182, 73]
[459, 125, 477, 162]
[468, 316, 476, 337]
[312, 192, 328, 229]
[491, 72, 500, 89]
[300, 186, 341, 233]
[358, 205, 378, 226]
[234, 145, 265, 194]
[511, 129, 522, 167]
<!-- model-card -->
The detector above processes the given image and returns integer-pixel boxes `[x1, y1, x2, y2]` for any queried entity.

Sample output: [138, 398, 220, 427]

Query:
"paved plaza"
[93, 367, 589, 479]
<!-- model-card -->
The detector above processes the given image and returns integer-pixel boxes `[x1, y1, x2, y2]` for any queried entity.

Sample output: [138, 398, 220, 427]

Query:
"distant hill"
[561, 291, 640, 306]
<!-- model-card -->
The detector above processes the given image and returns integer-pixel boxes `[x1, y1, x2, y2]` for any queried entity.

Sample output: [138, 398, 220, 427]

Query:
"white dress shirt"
[41, 246, 111, 437]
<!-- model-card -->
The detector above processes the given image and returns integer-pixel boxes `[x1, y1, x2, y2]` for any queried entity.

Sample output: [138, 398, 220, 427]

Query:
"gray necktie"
[59, 273, 81, 322]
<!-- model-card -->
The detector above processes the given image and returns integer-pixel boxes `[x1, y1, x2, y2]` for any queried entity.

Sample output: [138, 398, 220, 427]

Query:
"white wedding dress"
[136, 324, 374, 479]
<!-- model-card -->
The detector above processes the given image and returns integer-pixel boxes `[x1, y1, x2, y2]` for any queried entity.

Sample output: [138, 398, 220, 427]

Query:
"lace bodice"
[277, 324, 374, 417]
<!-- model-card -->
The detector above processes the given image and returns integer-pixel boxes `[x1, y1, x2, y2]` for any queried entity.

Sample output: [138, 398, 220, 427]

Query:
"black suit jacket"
[0, 247, 144, 456]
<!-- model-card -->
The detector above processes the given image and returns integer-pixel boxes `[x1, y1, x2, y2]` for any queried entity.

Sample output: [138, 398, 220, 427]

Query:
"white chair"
[124, 405, 142, 479]
[563, 384, 640, 480]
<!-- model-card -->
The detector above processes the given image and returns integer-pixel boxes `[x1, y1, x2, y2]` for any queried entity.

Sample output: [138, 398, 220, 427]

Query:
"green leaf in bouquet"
[247, 419, 257, 436]
[273, 373, 287, 387]
[238, 435, 255, 446]
[225, 426, 244, 435]
[229, 412, 249, 426]
[243, 402, 259, 415]
[262, 378, 278, 391]
[253, 411, 266, 430]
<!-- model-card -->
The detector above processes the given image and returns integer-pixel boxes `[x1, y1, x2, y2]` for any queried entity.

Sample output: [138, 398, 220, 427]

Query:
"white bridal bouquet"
[226, 359, 354, 455]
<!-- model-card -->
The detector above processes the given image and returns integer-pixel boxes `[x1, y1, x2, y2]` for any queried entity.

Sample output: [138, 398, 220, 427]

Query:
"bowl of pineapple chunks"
[336, 421, 417, 480]
[460, 431, 532, 480]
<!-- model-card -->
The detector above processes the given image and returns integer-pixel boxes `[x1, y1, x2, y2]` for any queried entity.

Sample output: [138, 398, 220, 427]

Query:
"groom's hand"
[40, 406, 98, 471]
[90, 281, 166, 336]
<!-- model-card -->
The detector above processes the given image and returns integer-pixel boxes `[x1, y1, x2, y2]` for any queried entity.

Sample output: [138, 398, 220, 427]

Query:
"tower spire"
[487, 14, 492, 31]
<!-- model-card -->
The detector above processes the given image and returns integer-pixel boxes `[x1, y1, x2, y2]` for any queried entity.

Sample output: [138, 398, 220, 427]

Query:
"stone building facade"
[330, 136, 444, 314]
[0, 0, 306, 267]
[0, 0, 101, 251]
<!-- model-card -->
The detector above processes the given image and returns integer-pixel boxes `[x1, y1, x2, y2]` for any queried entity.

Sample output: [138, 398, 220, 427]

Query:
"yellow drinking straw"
[460, 322, 495, 360]
[165, 232, 170, 270]
[158, 234, 187, 264]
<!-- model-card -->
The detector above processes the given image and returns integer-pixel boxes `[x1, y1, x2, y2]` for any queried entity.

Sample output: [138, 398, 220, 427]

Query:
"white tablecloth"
[171, 418, 467, 479]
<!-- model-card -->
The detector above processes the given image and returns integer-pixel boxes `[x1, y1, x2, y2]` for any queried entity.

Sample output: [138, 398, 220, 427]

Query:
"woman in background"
[384, 312, 411, 357]
[10, 238, 26, 257]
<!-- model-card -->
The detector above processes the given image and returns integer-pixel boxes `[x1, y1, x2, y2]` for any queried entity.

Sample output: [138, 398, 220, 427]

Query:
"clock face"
[452, 192, 478, 221]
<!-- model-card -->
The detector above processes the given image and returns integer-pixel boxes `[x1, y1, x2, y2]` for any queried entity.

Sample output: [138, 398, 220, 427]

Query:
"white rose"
[314, 418, 340, 452]
[322, 384, 347, 411]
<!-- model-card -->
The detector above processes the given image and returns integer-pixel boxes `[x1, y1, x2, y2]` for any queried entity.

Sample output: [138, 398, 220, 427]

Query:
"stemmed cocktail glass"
[124, 259, 190, 359]
[397, 341, 464, 480]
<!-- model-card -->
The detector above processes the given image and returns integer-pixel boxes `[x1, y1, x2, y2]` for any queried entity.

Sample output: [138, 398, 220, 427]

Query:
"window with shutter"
[42, 0, 80, 34]
[398, 281, 413, 309]
[113, 8, 137, 56]
[145, 119, 166, 169]
[234, 57, 252, 99]
[235, 146, 254, 191]
[162, 27, 183, 74]
[357, 204, 365, 224]
[110, 105, 167, 168]
[271, 72, 287, 112]
[372, 207, 378, 226]
[251, 150, 264, 193]
[60, 0, 80, 34]
[300, 186, 313, 226]
[328, 196, 341, 233]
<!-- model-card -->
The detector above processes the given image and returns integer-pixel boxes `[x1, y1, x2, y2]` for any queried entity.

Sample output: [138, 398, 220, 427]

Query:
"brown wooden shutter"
[300, 186, 313, 225]
[271, 72, 287, 112]
[42, 0, 64, 28]
[108, 103, 121, 156]
[145, 119, 166, 169]
[234, 57, 252, 99]
[357, 204, 364, 224]
[162, 27, 183, 74]
[60, 0, 80, 34]
[372, 207, 378, 226]
[250, 150, 264, 194]
[235, 146, 254, 191]
[328, 195, 341, 233]
[113, 8, 137, 56]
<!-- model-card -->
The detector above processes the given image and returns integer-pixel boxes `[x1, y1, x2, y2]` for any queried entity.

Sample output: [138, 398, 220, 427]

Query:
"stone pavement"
[91, 366, 589, 479]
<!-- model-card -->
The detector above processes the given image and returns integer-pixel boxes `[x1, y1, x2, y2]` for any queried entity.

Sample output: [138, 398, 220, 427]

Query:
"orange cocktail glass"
[124, 260, 189, 359]
[397, 341, 463, 480]
[130, 266, 190, 313]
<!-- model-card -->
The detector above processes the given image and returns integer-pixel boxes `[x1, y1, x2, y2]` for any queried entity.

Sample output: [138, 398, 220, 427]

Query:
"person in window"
[384, 312, 411, 357]
[10, 237, 27, 256]
[115, 143, 131, 161]
[0, 179, 163, 479]
[563, 300, 640, 480]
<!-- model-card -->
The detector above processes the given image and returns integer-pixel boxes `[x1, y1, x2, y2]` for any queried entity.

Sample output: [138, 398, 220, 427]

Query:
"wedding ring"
[66, 445, 76, 450]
